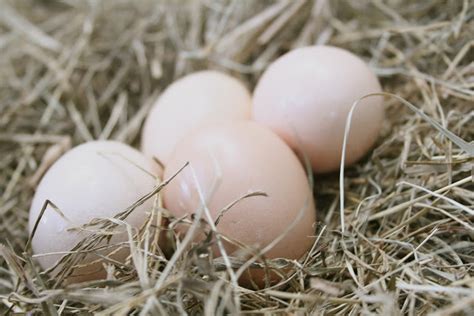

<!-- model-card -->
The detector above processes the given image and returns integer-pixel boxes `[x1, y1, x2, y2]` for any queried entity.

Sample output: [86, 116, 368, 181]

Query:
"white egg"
[28, 141, 162, 283]
[141, 70, 252, 165]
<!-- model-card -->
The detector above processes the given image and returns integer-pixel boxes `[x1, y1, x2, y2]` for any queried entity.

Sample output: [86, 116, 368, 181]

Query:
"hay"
[0, 0, 473, 314]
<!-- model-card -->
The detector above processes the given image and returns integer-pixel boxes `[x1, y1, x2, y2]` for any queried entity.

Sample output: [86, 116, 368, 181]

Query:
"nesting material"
[0, 1, 473, 315]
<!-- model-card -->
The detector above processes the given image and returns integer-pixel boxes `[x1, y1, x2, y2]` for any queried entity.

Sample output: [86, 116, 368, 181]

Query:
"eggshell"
[163, 121, 316, 286]
[28, 141, 162, 283]
[141, 70, 252, 165]
[253, 45, 384, 173]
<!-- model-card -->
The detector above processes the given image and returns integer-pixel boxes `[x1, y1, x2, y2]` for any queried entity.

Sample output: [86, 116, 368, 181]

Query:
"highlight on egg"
[163, 121, 316, 287]
[252, 45, 384, 173]
[28, 141, 162, 283]
[141, 70, 252, 165]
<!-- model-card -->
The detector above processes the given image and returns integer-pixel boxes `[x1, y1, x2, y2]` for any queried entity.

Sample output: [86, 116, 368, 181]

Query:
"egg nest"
[0, 1, 473, 315]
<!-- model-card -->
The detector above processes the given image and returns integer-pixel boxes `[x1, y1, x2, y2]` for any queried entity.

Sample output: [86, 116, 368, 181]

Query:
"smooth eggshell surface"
[163, 121, 316, 286]
[141, 70, 252, 165]
[253, 45, 384, 173]
[29, 141, 161, 283]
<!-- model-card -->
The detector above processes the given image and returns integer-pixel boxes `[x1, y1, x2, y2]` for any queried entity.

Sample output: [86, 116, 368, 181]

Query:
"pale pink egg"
[163, 121, 316, 287]
[253, 45, 384, 173]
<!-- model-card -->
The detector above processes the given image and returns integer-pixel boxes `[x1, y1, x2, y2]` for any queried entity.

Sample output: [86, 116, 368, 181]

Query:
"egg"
[252, 45, 384, 173]
[163, 121, 316, 286]
[28, 141, 162, 283]
[141, 70, 252, 165]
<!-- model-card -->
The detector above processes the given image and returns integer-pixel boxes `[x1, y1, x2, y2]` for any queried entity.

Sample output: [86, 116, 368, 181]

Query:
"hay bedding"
[0, 0, 473, 314]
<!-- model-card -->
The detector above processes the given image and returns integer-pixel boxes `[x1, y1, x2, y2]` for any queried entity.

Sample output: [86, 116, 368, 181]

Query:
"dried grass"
[0, 0, 473, 315]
